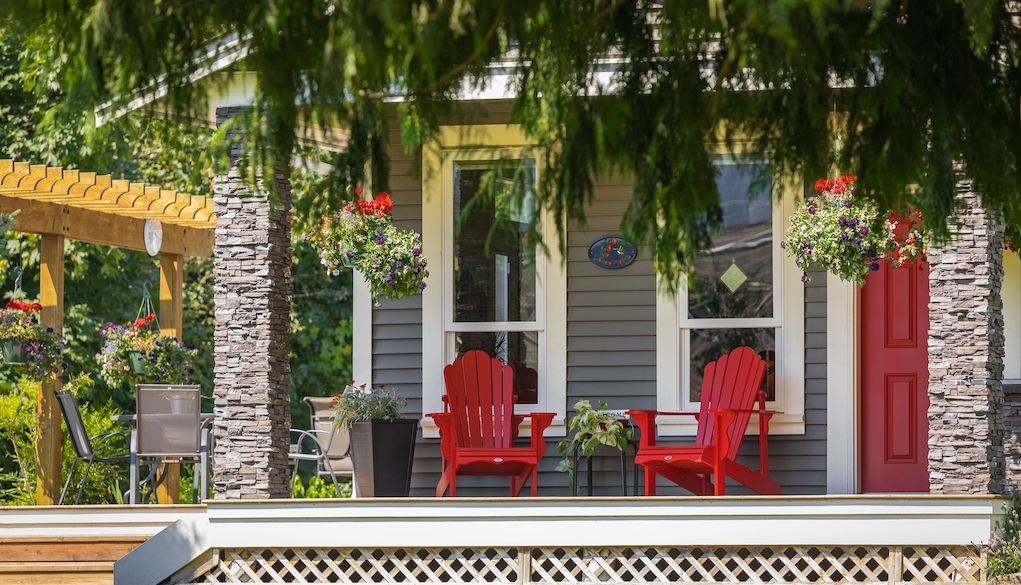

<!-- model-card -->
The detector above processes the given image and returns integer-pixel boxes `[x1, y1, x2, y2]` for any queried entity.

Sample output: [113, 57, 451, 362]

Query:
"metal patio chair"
[130, 384, 208, 504]
[289, 396, 352, 495]
[55, 390, 132, 505]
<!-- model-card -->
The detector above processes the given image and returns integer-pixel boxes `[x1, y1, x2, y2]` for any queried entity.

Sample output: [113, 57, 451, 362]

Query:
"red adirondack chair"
[429, 350, 555, 497]
[628, 346, 781, 496]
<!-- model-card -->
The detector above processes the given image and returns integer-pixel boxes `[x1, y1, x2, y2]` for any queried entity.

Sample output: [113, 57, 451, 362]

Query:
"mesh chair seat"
[290, 395, 354, 494]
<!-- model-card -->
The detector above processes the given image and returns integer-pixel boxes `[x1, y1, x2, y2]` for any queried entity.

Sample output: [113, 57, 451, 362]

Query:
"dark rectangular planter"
[350, 419, 418, 497]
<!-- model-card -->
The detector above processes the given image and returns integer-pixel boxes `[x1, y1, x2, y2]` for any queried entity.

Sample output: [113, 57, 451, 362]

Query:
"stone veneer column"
[211, 107, 293, 498]
[927, 174, 1005, 494]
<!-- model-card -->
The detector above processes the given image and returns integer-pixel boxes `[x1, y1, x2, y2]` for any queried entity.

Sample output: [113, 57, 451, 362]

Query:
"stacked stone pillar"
[211, 107, 293, 498]
[927, 174, 1005, 494]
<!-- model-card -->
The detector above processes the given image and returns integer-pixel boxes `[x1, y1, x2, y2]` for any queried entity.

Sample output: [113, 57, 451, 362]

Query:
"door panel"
[861, 259, 930, 493]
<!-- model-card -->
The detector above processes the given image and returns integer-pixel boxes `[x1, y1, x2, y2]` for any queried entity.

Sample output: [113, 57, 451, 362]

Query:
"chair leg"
[644, 467, 656, 496]
[199, 429, 209, 503]
[449, 469, 457, 497]
[714, 462, 726, 496]
[129, 430, 138, 505]
[530, 467, 538, 497]
[74, 459, 93, 505]
[59, 458, 79, 505]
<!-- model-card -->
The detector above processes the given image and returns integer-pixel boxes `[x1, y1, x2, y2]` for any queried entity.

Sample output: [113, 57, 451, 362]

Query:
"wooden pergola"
[0, 160, 215, 504]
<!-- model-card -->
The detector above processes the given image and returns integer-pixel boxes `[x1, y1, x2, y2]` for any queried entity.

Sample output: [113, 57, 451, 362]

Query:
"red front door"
[860, 258, 930, 493]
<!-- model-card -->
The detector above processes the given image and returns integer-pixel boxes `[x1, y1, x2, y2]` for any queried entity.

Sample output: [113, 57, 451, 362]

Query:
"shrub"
[333, 383, 403, 427]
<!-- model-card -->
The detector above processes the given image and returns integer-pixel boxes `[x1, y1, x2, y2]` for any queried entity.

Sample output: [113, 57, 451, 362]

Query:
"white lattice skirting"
[183, 545, 983, 584]
[113, 497, 1003, 585]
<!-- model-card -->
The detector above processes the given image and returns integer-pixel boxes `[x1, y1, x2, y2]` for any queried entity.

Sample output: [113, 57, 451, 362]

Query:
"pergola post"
[36, 234, 64, 505]
[157, 252, 185, 503]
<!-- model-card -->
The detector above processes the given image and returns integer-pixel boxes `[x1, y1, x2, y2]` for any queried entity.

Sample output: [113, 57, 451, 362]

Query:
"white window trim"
[1004, 250, 1021, 384]
[655, 158, 805, 436]
[421, 124, 568, 438]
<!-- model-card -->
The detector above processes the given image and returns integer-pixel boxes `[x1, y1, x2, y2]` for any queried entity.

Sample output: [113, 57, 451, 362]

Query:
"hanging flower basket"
[0, 300, 62, 380]
[0, 339, 25, 364]
[307, 190, 429, 302]
[97, 313, 197, 389]
[782, 176, 899, 284]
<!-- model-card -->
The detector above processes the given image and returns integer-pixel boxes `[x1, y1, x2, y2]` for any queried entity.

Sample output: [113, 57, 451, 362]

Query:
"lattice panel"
[187, 547, 519, 583]
[530, 546, 894, 584]
[179, 545, 984, 584]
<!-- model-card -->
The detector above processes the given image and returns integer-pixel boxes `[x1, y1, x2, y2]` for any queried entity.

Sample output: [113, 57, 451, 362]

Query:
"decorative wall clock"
[588, 236, 637, 269]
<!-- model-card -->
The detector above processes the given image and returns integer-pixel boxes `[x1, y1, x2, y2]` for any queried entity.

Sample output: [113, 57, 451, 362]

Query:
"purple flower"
[45, 327, 54, 334]
[395, 260, 405, 269]
[859, 226, 869, 235]
[779, 241, 785, 249]
[800, 243, 808, 250]
[419, 282, 427, 291]
[844, 200, 853, 208]
[346, 250, 356, 258]
[412, 246, 421, 257]
[853, 237, 863, 246]
[841, 231, 849, 240]
[808, 206, 816, 215]
[375, 235, 386, 245]
[870, 262, 880, 271]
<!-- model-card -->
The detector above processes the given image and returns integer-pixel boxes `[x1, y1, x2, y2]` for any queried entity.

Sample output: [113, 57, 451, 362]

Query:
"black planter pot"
[350, 419, 418, 497]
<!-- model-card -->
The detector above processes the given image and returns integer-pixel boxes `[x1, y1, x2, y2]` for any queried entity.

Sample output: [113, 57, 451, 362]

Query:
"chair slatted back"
[55, 391, 93, 459]
[442, 350, 515, 449]
[695, 346, 767, 460]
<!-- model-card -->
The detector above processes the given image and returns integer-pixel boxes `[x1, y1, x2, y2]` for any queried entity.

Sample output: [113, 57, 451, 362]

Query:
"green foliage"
[12, 2, 1021, 287]
[0, 376, 124, 504]
[988, 494, 1021, 577]
[334, 384, 403, 428]
[291, 475, 348, 499]
[556, 400, 633, 490]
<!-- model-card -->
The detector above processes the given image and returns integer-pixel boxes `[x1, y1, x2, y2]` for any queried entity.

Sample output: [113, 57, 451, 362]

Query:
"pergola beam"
[0, 196, 212, 257]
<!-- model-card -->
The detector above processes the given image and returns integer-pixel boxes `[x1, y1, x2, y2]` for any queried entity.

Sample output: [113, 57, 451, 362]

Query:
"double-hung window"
[656, 155, 805, 435]
[422, 125, 567, 436]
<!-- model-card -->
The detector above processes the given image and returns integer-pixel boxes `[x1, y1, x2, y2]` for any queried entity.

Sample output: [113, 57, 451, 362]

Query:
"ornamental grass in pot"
[335, 383, 418, 497]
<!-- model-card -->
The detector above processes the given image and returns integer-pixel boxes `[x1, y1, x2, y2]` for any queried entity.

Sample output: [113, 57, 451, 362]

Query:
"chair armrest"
[428, 412, 458, 459]
[91, 429, 131, 455]
[626, 410, 700, 448]
[289, 429, 326, 456]
[517, 412, 554, 457]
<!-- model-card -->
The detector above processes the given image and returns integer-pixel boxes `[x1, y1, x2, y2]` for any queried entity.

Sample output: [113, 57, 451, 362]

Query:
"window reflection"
[688, 328, 776, 403]
[453, 162, 537, 323]
[688, 162, 773, 320]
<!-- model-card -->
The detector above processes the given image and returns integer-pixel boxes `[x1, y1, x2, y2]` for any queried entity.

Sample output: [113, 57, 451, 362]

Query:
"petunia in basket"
[97, 314, 197, 389]
[307, 190, 429, 301]
[783, 175, 897, 284]
[0, 299, 62, 381]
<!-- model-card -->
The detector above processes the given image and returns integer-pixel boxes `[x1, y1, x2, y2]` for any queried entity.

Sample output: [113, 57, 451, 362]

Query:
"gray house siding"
[370, 101, 827, 496]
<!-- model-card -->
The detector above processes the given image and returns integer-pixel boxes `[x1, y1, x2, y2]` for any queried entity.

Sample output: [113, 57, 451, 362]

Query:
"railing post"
[888, 546, 903, 585]
[518, 548, 530, 585]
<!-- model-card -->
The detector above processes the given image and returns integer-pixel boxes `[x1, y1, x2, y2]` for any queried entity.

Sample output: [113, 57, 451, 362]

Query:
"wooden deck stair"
[0, 536, 145, 584]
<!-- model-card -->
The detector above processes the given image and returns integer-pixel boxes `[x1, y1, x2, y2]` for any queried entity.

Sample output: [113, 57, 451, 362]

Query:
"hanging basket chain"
[136, 286, 160, 331]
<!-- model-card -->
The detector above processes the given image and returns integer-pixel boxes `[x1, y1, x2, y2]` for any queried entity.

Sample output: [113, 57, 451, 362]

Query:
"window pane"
[688, 162, 773, 319]
[453, 161, 537, 322]
[454, 331, 540, 405]
[688, 328, 776, 403]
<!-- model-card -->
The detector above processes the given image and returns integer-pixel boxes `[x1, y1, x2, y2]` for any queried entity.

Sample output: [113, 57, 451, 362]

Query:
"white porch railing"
[114, 495, 1003, 584]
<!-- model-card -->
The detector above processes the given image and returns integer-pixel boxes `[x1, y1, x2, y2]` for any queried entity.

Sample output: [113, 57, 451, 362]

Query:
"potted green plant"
[556, 400, 633, 492]
[335, 383, 418, 497]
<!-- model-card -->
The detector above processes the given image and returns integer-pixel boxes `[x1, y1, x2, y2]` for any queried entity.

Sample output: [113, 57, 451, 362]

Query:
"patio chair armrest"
[91, 428, 131, 453]
[626, 410, 699, 448]
[289, 428, 326, 455]
[518, 412, 555, 455]
[428, 412, 458, 459]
